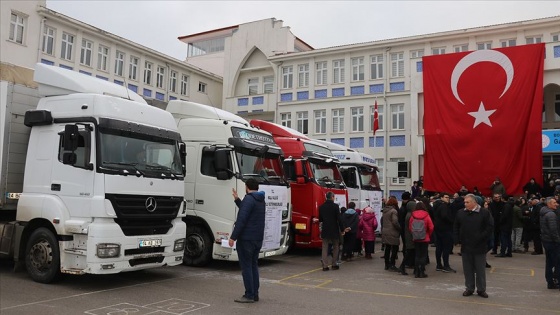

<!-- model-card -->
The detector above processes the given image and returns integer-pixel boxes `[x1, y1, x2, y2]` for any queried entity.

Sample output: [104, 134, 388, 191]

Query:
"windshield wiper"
[102, 161, 145, 176]
[244, 173, 270, 184]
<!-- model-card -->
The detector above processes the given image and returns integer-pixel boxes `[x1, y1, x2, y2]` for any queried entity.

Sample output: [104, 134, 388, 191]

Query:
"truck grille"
[106, 194, 182, 236]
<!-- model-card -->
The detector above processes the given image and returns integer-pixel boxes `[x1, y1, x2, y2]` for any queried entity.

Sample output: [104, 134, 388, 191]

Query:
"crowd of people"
[317, 177, 560, 299]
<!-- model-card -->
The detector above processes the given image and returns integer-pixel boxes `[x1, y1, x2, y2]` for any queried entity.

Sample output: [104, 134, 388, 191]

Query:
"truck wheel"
[25, 228, 61, 283]
[183, 225, 212, 266]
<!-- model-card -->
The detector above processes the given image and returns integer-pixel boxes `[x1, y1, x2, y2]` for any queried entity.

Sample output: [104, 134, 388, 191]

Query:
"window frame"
[180, 74, 189, 96]
[114, 51, 125, 77]
[477, 42, 492, 50]
[97, 45, 109, 72]
[351, 57, 365, 81]
[143, 61, 153, 85]
[370, 54, 384, 80]
[263, 76, 274, 93]
[248, 77, 259, 95]
[298, 64, 309, 88]
[391, 104, 405, 130]
[332, 108, 345, 134]
[351, 107, 364, 132]
[80, 38, 93, 67]
[333, 59, 345, 84]
[60, 32, 75, 61]
[280, 112, 292, 128]
[314, 109, 327, 134]
[169, 71, 177, 93]
[156, 65, 165, 89]
[316, 61, 327, 85]
[42, 25, 56, 56]
[390, 52, 404, 78]
[129, 56, 139, 81]
[296, 111, 309, 135]
[9, 12, 26, 45]
[282, 66, 293, 89]
[198, 82, 207, 94]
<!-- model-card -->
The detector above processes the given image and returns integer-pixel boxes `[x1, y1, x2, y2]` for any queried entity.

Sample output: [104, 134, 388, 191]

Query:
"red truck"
[250, 120, 348, 249]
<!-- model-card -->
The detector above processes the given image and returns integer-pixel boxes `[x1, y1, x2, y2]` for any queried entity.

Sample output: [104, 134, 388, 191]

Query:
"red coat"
[359, 212, 378, 241]
[408, 210, 434, 243]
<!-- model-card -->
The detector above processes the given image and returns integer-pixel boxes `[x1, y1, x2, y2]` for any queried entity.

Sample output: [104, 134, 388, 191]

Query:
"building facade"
[181, 17, 560, 197]
[1, 0, 223, 109]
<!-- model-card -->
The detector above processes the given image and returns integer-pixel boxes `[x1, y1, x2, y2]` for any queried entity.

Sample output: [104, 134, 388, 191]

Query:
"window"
[97, 45, 109, 71]
[200, 147, 231, 177]
[376, 159, 384, 184]
[432, 47, 445, 55]
[79, 39, 93, 66]
[314, 110, 326, 134]
[500, 39, 516, 47]
[351, 57, 364, 81]
[351, 107, 364, 132]
[477, 42, 492, 50]
[370, 104, 384, 131]
[526, 36, 543, 44]
[129, 56, 139, 80]
[390, 52, 404, 78]
[282, 66, 293, 89]
[58, 126, 91, 170]
[9, 12, 25, 44]
[169, 71, 177, 93]
[298, 64, 309, 88]
[280, 113, 292, 128]
[248, 78, 259, 95]
[60, 32, 74, 60]
[333, 59, 345, 84]
[390, 158, 406, 184]
[156, 66, 165, 89]
[316, 61, 327, 85]
[42, 26, 55, 55]
[332, 109, 344, 133]
[454, 44, 468, 53]
[180, 74, 189, 96]
[263, 76, 274, 93]
[391, 104, 405, 130]
[554, 93, 560, 122]
[115, 51, 125, 76]
[296, 111, 308, 134]
[370, 54, 384, 80]
[553, 34, 559, 42]
[143, 61, 152, 85]
[410, 50, 424, 59]
[198, 82, 207, 93]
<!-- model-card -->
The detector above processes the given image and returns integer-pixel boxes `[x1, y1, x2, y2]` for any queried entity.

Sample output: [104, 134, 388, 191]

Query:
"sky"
[46, 1, 560, 61]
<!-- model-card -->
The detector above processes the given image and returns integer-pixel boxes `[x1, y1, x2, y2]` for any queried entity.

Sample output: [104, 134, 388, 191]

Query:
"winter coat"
[512, 205, 524, 229]
[359, 212, 378, 241]
[499, 200, 514, 232]
[382, 206, 401, 245]
[433, 200, 453, 232]
[231, 191, 266, 241]
[491, 182, 506, 196]
[342, 208, 359, 233]
[319, 199, 344, 240]
[408, 209, 434, 243]
[454, 207, 494, 255]
[540, 206, 560, 243]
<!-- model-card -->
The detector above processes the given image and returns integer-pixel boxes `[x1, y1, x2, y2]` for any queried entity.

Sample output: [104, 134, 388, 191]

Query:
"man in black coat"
[529, 198, 545, 255]
[434, 193, 456, 272]
[488, 194, 504, 254]
[319, 191, 344, 271]
[496, 196, 514, 257]
[454, 194, 494, 298]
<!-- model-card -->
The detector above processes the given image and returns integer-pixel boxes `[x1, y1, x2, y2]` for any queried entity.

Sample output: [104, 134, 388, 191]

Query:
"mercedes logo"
[145, 197, 157, 212]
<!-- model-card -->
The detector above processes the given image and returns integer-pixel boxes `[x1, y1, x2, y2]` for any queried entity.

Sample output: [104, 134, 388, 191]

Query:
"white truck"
[166, 101, 290, 266]
[0, 63, 187, 283]
[312, 140, 383, 231]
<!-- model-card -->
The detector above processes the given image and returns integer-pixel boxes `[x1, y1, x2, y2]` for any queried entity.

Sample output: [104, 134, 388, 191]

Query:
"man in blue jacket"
[229, 178, 266, 303]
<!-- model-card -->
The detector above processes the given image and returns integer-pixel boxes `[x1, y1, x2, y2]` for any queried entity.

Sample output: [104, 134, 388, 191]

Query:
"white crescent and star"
[449, 50, 514, 128]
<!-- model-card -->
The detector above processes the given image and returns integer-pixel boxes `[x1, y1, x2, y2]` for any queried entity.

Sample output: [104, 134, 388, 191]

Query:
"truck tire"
[183, 225, 212, 266]
[25, 228, 61, 283]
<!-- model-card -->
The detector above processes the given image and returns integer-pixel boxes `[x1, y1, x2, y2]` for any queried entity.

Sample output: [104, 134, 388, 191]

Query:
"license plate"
[139, 239, 162, 247]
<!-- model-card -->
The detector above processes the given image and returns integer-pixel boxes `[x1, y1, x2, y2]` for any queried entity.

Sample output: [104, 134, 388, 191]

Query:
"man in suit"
[319, 191, 345, 271]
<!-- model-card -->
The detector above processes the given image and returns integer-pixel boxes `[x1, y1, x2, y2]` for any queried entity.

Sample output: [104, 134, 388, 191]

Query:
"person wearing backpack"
[409, 201, 434, 278]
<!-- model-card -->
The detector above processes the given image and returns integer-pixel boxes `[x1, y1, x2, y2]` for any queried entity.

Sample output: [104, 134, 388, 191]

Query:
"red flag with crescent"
[373, 100, 379, 135]
[423, 44, 544, 196]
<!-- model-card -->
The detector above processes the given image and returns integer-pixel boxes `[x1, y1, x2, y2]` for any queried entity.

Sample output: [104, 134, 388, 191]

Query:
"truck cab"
[166, 101, 291, 266]
[0, 64, 186, 283]
[250, 120, 348, 249]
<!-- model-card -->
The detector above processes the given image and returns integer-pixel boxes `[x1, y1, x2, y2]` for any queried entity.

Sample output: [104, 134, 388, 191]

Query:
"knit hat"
[363, 206, 373, 213]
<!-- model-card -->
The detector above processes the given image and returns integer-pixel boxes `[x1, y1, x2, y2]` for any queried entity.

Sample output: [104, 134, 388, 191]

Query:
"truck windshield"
[310, 161, 345, 189]
[235, 152, 286, 185]
[358, 167, 381, 190]
[99, 132, 183, 179]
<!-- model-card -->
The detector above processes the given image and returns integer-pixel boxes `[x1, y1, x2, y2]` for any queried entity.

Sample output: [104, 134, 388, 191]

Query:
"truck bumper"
[59, 218, 186, 275]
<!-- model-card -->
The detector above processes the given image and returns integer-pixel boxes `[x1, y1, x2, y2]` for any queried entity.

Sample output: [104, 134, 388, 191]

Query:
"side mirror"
[295, 160, 307, 184]
[64, 125, 79, 151]
[179, 142, 186, 176]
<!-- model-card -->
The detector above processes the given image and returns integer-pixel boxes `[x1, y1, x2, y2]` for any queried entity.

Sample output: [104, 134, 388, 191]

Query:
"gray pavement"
[1, 244, 558, 315]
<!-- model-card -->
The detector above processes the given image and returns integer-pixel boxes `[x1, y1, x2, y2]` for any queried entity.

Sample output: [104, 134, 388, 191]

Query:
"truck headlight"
[174, 238, 186, 252]
[97, 243, 120, 258]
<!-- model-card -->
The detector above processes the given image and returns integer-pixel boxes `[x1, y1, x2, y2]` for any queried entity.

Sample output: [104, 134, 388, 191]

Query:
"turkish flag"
[373, 100, 379, 135]
[423, 44, 544, 196]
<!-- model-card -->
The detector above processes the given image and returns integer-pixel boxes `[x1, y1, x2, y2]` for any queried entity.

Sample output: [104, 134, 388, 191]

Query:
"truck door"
[50, 124, 95, 218]
[184, 144, 197, 212]
[195, 146, 237, 239]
